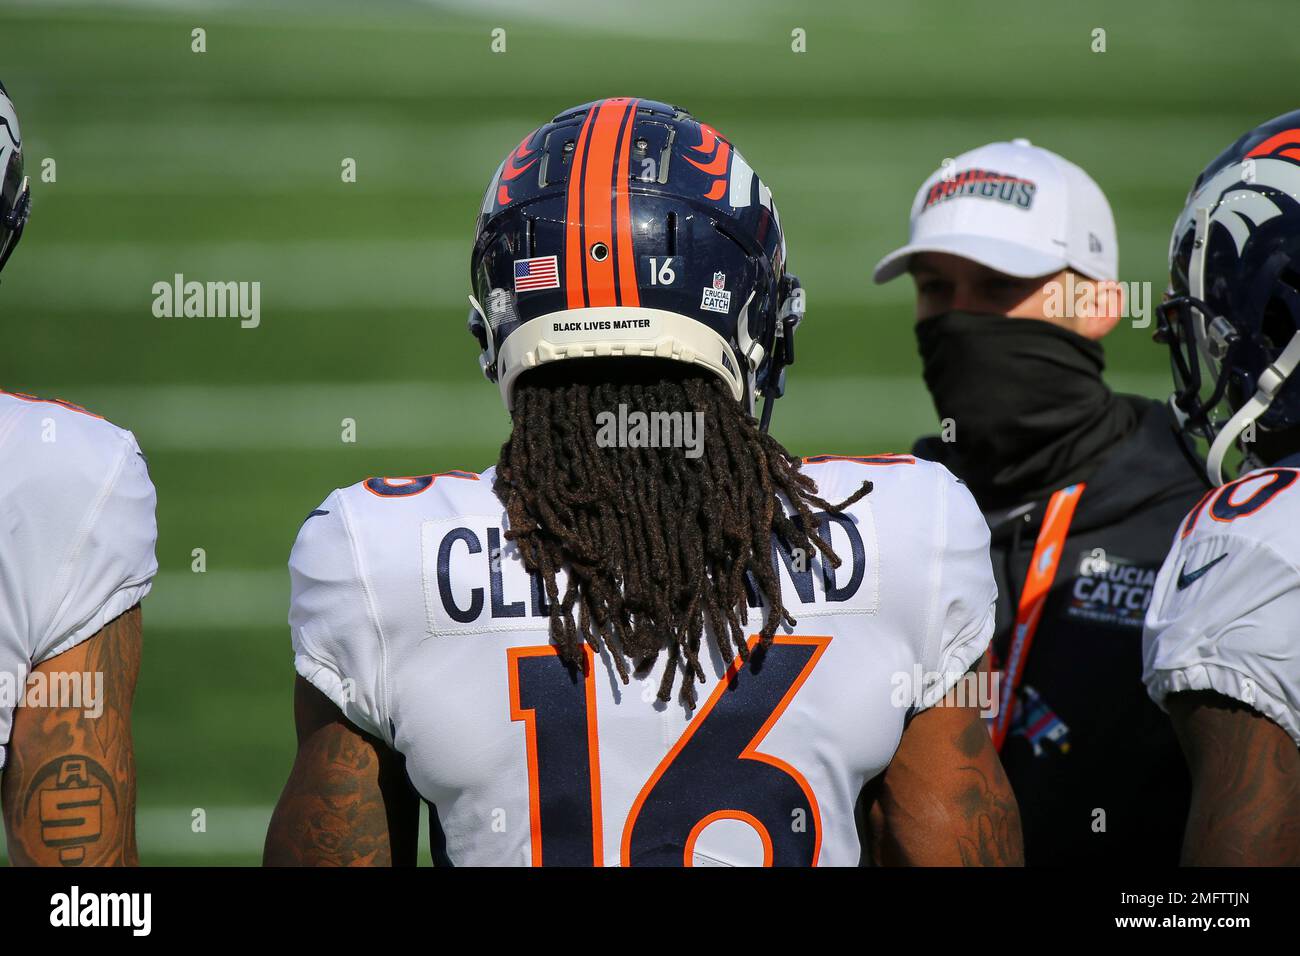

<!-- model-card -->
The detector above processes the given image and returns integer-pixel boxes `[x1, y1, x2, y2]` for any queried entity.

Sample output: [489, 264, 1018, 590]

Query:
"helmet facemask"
[0, 82, 29, 276]
[1157, 163, 1300, 484]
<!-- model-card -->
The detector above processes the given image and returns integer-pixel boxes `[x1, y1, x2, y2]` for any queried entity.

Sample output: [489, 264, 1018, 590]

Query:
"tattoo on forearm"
[264, 727, 396, 867]
[1177, 693, 1300, 865]
[11, 755, 122, 866]
[953, 717, 1024, 866]
[2, 607, 140, 866]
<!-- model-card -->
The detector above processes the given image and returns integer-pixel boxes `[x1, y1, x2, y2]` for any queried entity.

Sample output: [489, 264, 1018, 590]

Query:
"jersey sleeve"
[918, 465, 998, 711]
[0, 410, 157, 769]
[287, 490, 391, 744]
[21, 421, 158, 665]
[1143, 533, 1300, 747]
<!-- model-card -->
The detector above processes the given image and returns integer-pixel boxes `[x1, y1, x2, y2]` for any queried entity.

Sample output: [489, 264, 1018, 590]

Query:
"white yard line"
[52, 381, 512, 450]
[53, 373, 1172, 452]
[144, 570, 288, 629]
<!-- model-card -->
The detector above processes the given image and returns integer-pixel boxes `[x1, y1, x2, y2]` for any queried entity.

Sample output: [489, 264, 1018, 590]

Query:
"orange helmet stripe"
[564, 107, 597, 309]
[563, 98, 642, 310]
[613, 98, 641, 307]
[579, 98, 632, 307]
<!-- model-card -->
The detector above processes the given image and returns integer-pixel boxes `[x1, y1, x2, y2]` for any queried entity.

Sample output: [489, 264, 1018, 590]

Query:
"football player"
[0, 80, 158, 866]
[265, 98, 1020, 867]
[1145, 110, 1300, 865]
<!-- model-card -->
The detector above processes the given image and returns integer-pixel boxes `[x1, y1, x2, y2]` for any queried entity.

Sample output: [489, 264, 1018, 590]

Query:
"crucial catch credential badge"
[701, 272, 731, 314]
[1065, 549, 1156, 629]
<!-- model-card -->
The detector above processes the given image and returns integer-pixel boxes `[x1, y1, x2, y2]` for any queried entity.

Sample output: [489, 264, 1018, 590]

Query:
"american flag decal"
[513, 255, 560, 292]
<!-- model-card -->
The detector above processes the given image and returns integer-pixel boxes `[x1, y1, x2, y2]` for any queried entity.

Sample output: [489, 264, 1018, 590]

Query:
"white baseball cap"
[872, 138, 1118, 284]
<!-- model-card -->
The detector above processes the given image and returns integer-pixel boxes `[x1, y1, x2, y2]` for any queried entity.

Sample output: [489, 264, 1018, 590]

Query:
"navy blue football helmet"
[0, 80, 30, 275]
[1156, 110, 1300, 484]
[468, 98, 800, 430]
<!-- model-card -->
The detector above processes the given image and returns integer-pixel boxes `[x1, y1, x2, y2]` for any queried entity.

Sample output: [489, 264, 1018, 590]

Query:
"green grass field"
[1, 0, 1295, 864]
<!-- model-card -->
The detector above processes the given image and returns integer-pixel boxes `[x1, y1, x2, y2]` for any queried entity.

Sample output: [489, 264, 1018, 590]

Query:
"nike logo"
[1177, 553, 1228, 590]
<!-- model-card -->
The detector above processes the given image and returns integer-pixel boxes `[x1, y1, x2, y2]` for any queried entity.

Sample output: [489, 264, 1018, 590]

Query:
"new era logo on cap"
[873, 139, 1117, 284]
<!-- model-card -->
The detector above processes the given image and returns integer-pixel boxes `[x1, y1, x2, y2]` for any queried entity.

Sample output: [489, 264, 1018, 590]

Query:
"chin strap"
[0, 174, 30, 275]
[756, 275, 803, 433]
[467, 294, 495, 382]
[1205, 327, 1300, 484]
[735, 289, 764, 417]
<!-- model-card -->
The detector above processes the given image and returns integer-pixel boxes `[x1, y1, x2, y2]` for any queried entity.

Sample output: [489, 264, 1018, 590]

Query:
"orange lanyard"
[991, 483, 1086, 752]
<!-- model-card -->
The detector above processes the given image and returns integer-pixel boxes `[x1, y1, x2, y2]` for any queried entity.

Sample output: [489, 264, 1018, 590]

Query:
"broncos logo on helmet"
[1156, 110, 1300, 485]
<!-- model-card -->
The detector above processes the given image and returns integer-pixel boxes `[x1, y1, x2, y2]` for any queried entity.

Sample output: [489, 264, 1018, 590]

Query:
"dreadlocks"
[494, 360, 872, 708]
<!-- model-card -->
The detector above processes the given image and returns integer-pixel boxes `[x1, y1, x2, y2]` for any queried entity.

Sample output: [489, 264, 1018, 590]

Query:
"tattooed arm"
[1, 605, 141, 867]
[264, 676, 418, 866]
[1167, 690, 1300, 866]
[866, 701, 1023, 866]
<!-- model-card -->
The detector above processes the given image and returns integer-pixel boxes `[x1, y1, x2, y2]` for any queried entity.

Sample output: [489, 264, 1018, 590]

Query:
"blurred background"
[0, 0, 1295, 864]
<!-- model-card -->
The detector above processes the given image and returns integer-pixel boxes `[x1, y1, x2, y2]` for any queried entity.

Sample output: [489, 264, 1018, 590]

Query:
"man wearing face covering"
[872, 139, 1203, 866]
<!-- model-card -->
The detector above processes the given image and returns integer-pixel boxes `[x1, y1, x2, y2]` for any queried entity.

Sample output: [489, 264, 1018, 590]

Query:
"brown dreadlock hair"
[493, 358, 872, 707]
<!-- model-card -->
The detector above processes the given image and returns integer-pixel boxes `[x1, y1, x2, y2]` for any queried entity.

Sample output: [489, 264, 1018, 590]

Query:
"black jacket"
[915, 395, 1206, 866]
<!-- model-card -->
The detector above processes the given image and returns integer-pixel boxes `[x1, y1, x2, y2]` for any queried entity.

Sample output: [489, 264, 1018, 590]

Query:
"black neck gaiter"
[916, 312, 1138, 509]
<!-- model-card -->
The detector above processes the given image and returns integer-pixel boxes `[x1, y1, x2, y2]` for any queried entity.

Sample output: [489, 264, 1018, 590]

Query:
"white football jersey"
[0, 391, 158, 768]
[1144, 459, 1300, 747]
[288, 454, 997, 866]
